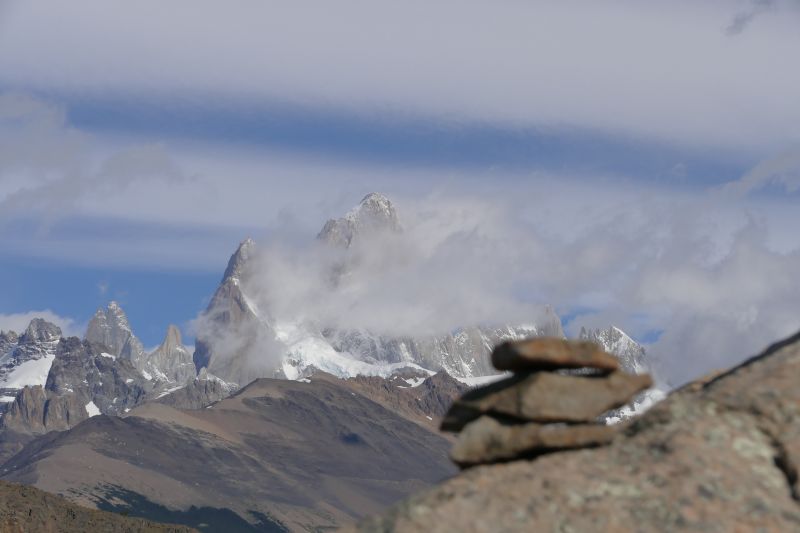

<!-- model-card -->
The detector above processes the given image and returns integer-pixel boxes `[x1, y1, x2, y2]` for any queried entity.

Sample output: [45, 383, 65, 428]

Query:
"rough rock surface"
[0, 319, 62, 401]
[85, 302, 146, 369]
[491, 338, 619, 372]
[441, 371, 653, 431]
[192, 238, 269, 384]
[317, 192, 401, 248]
[0, 479, 194, 532]
[451, 416, 617, 467]
[314, 370, 468, 429]
[156, 368, 238, 410]
[353, 330, 800, 532]
[0, 331, 19, 358]
[143, 325, 196, 385]
[1, 338, 152, 442]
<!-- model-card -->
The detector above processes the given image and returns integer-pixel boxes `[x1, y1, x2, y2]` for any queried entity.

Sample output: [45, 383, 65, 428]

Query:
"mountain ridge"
[194, 193, 640, 387]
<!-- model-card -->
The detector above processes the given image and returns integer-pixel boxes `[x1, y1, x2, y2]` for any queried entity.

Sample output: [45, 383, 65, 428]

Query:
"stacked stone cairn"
[441, 338, 654, 468]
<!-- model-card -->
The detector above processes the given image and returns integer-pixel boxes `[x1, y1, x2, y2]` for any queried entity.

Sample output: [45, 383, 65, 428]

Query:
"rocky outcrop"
[354, 330, 800, 532]
[0, 331, 19, 358]
[86, 303, 196, 388]
[2, 338, 152, 436]
[18, 319, 61, 346]
[442, 371, 652, 431]
[1, 385, 87, 435]
[143, 325, 196, 385]
[192, 238, 269, 384]
[85, 302, 145, 370]
[491, 337, 620, 371]
[317, 192, 401, 248]
[313, 370, 469, 429]
[441, 338, 652, 467]
[450, 416, 618, 466]
[156, 368, 238, 410]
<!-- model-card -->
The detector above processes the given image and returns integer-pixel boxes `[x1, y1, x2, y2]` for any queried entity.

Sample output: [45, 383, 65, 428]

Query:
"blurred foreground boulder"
[353, 332, 800, 532]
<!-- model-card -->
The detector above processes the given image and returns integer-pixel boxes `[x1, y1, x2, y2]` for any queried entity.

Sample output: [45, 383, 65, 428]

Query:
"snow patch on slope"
[276, 320, 433, 380]
[0, 353, 55, 394]
[85, 401, 100, 417]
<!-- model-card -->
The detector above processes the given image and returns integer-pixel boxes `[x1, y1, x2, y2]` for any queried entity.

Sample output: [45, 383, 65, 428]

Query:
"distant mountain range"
[0, 192, 664, 530]
[195, 193, 642, 386]
[2, 372, 465, 531]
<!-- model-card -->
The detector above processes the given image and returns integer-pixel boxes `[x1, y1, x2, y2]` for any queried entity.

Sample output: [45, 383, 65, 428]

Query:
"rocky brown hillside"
[0, 479, 194, 533]
[1, 373, 459, 531]
[354, 330, 800, 532]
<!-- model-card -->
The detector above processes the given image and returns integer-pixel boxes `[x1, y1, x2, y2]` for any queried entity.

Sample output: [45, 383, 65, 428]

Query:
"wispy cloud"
[0, 92, 190, 232]
[722, 147, 800, 195]
[228, 187, 799, 387]
[725, 0, 775, 35]
[0, 3, 798, 387]
[1, 1, 799, 152]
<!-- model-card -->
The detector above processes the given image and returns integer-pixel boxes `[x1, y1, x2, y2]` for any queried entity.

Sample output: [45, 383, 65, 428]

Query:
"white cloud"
[0, 92, 189, 229]
[97, 281, 109, 296]
[2, 89, 798, 389]
[0, 1, 798, 152]
[723, 146, 800, 194]
[0, 310, 82, 338]
[725, 0, 782, 36]
[228, 187, 800, 387]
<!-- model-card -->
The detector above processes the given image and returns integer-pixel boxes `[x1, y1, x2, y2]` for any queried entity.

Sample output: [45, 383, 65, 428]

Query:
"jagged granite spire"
[317, 193, 401, 248]
[85, 302, 145, 368]
[144, 325, 196, 384]
[193, 239, 264, 375]
[222, 238, 255, 282]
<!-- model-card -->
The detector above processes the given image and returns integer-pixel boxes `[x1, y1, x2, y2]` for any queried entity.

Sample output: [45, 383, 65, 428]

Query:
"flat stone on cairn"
[442, 338, 655, 468]
[492, 337, 620, 372]
[450, 416, 617, 467]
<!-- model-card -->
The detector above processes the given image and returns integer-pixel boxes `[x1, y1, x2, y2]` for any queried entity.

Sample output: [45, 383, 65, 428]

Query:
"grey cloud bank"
[1, 1, 799, 152]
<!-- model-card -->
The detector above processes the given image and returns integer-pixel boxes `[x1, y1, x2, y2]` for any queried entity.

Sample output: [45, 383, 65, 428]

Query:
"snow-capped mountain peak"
[0, 318, 62, 404]
[348, 192, 399, 225]
[195, 195, 569, 384]
[317, 192, 401, 248]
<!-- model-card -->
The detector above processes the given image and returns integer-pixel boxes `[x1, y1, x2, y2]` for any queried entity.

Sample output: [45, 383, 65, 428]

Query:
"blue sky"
[1, 0, 799, 383]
